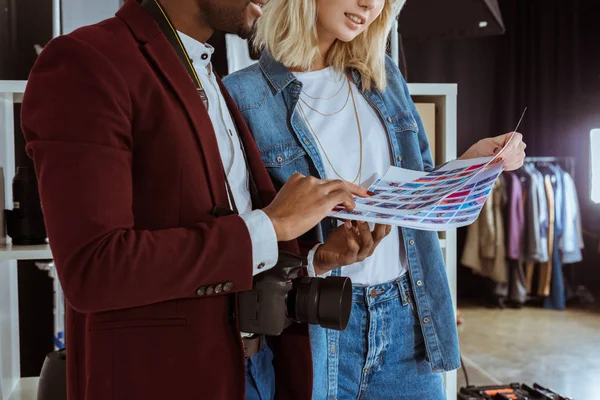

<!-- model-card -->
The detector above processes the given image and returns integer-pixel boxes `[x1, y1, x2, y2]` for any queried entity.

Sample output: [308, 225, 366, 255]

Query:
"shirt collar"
[176, 30, 214, 69]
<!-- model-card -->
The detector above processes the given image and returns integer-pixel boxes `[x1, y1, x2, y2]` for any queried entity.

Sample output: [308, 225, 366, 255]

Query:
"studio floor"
[456, 304, 600, 399]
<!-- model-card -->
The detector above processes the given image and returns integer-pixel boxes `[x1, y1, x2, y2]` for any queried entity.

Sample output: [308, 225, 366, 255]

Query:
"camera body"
[238, 252, 353, 336]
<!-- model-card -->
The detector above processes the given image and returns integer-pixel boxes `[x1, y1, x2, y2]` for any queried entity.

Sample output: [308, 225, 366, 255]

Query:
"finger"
[341, 180, 370, 198]
[356, 222, 374, 260]
[385, 224, 393, 237]
[371, 223, 388, 244]
[344, 221, 360, 256]
[328, 189, 356, 211]
[368, 224, 388, 256]
[288, 172, 305, 183]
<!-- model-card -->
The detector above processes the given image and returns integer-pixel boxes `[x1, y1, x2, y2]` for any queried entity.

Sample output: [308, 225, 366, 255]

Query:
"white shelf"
[0, 81, 26, 94]
[8, 377, 38, 400]
[0, 244, 52, 261]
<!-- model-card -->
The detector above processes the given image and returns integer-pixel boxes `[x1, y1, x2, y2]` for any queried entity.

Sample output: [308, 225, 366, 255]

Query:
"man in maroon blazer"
[20, 0, 390, 399]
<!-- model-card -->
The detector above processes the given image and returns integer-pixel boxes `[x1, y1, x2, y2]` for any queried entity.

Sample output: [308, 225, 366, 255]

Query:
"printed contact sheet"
[328, 156, 504, 231]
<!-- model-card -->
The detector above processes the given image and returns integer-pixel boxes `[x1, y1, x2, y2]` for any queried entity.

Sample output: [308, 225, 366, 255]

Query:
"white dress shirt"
[294, 67, 407, 286]
[177, 31, 278, 276]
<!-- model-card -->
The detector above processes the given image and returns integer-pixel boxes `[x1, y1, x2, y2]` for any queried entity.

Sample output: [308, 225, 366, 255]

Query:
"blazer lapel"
[118, 0, 229, 208]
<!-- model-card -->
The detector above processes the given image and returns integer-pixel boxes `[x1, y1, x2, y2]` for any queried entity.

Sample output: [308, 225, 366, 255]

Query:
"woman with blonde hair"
[224, 0, 526, 398]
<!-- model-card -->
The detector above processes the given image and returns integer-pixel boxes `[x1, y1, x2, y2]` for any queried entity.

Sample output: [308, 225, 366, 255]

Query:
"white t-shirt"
[294, 67, 407, 286]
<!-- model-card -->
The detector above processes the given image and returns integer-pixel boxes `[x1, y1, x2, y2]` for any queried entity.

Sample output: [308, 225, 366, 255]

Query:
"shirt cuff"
[306, 243, 332, 278]
[240, 210, 279, 276]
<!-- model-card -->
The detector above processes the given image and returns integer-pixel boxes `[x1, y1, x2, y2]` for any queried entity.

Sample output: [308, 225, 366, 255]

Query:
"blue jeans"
[312, 274, 445, 400]
[245, 342, 276, 400]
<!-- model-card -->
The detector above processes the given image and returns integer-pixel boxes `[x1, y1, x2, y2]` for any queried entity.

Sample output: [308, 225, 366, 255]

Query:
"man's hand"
[459, 132, 526, 171]
[263, 174, 369, 242]
[313, 221, 392, 275]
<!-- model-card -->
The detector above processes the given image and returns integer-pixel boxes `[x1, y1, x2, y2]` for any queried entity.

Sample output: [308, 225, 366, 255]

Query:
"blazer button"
[214, 283, 223, 294]
[196, 287, 206, 296]
[223, 282, 233, 292]
[206, 286, 214, 295]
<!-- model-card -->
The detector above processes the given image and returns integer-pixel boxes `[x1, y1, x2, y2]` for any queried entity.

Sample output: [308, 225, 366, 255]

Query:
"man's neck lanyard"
[140, 0, 209, 109]
[141, 0, 263, 216]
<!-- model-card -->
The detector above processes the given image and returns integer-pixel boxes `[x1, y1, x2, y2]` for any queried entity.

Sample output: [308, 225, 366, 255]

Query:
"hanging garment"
[462, 176, 508, 284]
[503, 172, 528, 303]
[559, 170, 584, 263]
[538, 174, 555, 297]
[544, 166, 567, 310]
[524, 165, 550, 293]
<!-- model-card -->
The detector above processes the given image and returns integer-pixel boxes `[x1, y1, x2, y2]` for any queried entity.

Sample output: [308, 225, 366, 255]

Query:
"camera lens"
[288, 276, 352, 331]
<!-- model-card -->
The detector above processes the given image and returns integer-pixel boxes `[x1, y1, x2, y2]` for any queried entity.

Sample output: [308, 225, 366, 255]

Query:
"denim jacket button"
[423, 317, 430, 323]
[409, 239, 415, 246]
[416, 280, 423, 286]
[387, 117, 393, 123]
[397, 156, 402, 162]
[277, 155, 283, 163]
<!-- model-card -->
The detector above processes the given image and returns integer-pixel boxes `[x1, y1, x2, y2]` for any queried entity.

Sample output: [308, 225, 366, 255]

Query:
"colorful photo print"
[341, 209, 368, 216]
[456, 170, 475, 178]
[422, 218, 449, 224]
[451, 216, 475, 224]
[421, 201, 438, 208]
[373, 189, 389, 195]
[467, 163, 486, 171]
[427, 170, 448, 177]
[412, 189, 430, 196]
[456, 209, 479, 216]
[401, 183, 424, 189]
[467, 189, 491, 201]
[379, 202, 402, 210]
[375, 212, 395, 219]
[402, 203, 422, 210]
[391, 189, 407, 195]
[459, 201, 480, 209]
[434, 204, 461, 211]
[377, 194, 396, 201]
[475, 175, 497, 187]
[462, 183, 476, 190]
[419, 195, 436, 202]
[448, 190, 472, 199]
[359, 200, 382, 206]
[416, 212, 430, 217]
[415, 176, 437, 183]
[439, 197, 464, 205]
[395, 216, 420, 222]
[447, 168, 468, 175]
[433, 211, 456, 218]
[381, 181, 404, 188]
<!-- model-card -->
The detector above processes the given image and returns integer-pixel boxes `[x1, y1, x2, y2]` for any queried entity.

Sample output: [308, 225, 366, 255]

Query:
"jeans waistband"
[352, 273, 412, 306]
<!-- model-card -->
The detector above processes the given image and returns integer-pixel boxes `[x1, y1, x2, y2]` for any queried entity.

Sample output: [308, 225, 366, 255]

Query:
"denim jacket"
[223, 52, 461, 373]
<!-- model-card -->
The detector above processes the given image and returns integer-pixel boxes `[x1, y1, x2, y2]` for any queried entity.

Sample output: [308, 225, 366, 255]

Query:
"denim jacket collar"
[259, 52, 298, 93]
[259, 51, 363, 93]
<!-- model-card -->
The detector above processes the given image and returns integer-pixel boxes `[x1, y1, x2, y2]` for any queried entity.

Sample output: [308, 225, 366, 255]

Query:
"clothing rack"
[523, 156, 575, 179]
[522, 156, 592, 307]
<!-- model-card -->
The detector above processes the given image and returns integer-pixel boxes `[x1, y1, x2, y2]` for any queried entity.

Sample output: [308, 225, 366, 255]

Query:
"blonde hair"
[254, 0, 405, 91]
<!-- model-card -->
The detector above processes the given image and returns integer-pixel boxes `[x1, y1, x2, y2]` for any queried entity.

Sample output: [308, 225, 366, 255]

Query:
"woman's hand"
[459, 132, 526, 171]
[313, 221, 392, 275]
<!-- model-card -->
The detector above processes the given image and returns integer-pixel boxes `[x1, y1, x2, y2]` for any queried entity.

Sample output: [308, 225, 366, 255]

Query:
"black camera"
[5, 166, 47, 245]
[238, 252, 353, 336]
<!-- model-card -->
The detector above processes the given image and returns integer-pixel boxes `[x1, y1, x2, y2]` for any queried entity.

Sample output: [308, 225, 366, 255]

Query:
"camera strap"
[140, 0, 264, 216]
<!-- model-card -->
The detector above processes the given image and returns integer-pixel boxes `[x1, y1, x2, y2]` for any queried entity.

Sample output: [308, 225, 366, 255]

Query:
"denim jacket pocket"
[390, 112, 419, 133]
[260, 143, 307, 168]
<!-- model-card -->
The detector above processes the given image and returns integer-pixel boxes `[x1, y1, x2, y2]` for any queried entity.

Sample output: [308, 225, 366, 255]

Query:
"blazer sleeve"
[21, 34, 254, 314]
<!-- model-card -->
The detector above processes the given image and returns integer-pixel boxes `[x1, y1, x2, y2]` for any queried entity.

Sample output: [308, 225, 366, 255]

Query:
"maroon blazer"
[21, 1, 312, 399]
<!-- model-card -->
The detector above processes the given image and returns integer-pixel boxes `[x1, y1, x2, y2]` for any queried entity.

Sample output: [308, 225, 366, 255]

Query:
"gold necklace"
[299, 83, 351, 117]
[301, 77, 346, 100]
[298, 79, 363, 184]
